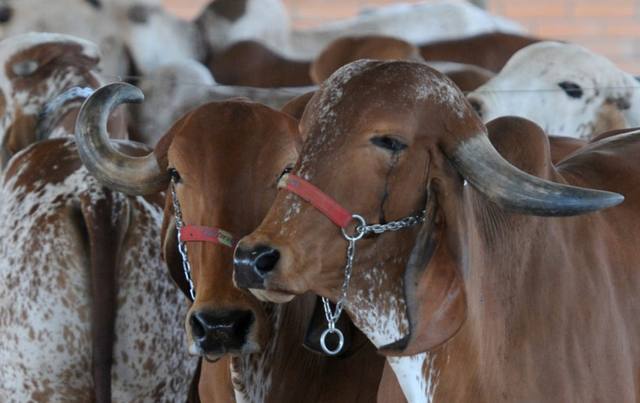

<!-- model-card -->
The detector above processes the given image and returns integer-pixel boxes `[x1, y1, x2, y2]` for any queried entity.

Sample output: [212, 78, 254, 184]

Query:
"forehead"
[304, 60, 467, 131]
[169, 102, 295, 168]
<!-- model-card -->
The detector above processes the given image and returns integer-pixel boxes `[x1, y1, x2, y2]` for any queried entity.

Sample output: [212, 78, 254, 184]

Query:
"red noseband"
[280, 173, 353, 228]
[180, 225, 235, 248]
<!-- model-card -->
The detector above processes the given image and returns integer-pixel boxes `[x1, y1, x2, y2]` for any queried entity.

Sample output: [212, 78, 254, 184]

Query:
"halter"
[170, 177, 236, 301]
[279, 173, 425, 355]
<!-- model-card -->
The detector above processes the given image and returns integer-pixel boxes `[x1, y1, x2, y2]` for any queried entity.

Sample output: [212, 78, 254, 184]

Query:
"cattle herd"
[0, 0, 639, 402]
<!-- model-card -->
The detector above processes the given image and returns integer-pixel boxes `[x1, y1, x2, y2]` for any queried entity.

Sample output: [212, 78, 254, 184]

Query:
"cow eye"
[277, 165, 293, 182]
[558, 81, 583, 99]
[370, 135, 407, 152]
[168, 168, 181, 183]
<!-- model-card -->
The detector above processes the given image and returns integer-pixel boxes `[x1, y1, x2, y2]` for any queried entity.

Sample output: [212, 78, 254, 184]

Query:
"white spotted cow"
[0, 33, 196, 402]
[467, 41, 640, 139]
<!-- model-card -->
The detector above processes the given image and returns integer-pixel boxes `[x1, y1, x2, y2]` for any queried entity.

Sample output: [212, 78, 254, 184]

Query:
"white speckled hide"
[0, 139, 196, 402]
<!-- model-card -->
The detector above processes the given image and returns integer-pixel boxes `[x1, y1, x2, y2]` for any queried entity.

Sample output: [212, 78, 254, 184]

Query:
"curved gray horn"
[75, 82, 168, 195]
[450, 135, 624, 216]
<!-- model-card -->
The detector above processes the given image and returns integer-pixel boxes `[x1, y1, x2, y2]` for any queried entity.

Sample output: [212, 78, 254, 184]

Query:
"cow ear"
[380, 190, 467, 356]
[161, 200, 193, 300]
[303, 296, 354, 357]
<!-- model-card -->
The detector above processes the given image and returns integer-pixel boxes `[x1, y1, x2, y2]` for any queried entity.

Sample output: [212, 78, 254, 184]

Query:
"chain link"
[320, 210, 425, 355]
[170, 178, 196, 301]
[360, 212, 425, 235]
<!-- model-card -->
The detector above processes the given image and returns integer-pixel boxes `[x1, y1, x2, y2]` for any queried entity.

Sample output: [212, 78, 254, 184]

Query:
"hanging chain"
[170, 178, 196, 301]
[319, 211, 425, 355]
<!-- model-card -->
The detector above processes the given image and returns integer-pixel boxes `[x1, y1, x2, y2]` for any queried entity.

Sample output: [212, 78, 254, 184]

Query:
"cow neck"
[170, 177, 236, 301]
[278, 172, 425, 355]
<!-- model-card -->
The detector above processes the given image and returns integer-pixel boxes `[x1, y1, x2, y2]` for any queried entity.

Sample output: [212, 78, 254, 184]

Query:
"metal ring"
[341, 214, 367, 241]
[320, 327, 345, 356]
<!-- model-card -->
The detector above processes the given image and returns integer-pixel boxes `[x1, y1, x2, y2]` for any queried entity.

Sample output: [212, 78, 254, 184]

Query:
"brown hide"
[234, 61, 638, 402]
[311, 35, 423, 84]
[207, 41, 312, 87]
[150, 101, 383, 402]
[420, 32, 541, 72]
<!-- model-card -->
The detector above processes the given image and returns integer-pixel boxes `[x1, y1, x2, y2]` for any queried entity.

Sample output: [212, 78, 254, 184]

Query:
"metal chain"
[170, 178, 196, 301]
[319, 210, 424, 355]
[360, 212, 425, 235]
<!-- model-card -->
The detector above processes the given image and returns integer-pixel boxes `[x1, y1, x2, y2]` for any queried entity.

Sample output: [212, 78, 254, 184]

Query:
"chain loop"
[170, 178, 196, 301]
[320, 211, 424, 355]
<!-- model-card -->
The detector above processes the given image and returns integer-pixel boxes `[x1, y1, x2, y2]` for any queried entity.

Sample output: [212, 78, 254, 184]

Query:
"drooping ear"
[161, 199, 193, 300]
[381, 189, 467, 356]
[303, 296, 354, 357]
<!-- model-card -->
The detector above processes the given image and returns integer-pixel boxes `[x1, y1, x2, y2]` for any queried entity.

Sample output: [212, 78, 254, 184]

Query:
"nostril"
[254, 248, 280, 275]
[190, 313, 206, 340]
[231, 311, 254, 341]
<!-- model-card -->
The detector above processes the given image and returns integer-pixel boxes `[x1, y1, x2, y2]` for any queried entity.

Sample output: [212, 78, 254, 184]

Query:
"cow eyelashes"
[370, 135, 408, 152]
[168, 168, 181, 183]
[277, 165, 294, 183]
[558, 81, 584, 99]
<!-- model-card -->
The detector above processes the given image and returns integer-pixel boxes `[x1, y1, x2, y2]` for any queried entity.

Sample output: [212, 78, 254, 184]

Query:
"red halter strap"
[279, 173, 353, 228]
[180, 225, 236, 248]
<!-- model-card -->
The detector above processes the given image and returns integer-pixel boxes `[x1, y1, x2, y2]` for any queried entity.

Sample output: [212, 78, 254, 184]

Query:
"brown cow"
[207, 40, 312, 88]
[232, 60, 640, 402]
[74, 83, 385, 402]
[310, 35, 422, 84]
[311, 35, 493, 92]
[419, 32, 541, 72]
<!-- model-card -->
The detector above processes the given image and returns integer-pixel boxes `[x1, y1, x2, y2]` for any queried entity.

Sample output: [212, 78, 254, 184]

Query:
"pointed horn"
[75, 82, 168, 195]
[450, 135, 623, 216]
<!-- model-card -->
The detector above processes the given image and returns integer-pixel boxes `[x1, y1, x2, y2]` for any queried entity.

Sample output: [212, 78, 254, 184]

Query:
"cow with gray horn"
[74, 81, 388, 402]
[232, 59, 640, 402]
[0, 33, 196, 402]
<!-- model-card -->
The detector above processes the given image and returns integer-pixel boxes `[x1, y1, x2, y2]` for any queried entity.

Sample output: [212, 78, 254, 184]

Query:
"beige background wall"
[165, 0, 640, 73]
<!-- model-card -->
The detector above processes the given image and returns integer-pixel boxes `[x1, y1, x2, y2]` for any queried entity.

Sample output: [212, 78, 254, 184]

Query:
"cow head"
[74, 83, 299, 361]
[0, 32, 103, 166]
[232, 60, 622, 355]
[467, 41, 640, 139]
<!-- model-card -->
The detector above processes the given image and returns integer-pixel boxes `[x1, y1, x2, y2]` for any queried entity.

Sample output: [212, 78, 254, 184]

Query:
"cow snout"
[233, 244, 280, 288]
[189, 309, 254, 355]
